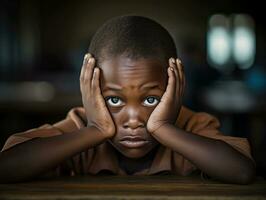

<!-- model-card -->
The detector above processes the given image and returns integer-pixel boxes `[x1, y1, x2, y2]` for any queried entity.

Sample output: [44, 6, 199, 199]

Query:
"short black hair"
[88, 15, 177, 65]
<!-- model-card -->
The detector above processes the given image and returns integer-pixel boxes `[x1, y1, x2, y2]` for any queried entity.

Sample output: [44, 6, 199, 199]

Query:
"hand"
[147, 58, 185, 134]
[80, 54, 116, 138]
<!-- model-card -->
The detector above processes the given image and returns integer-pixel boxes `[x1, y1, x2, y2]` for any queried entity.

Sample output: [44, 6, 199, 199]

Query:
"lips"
[119, 136, 149, 148]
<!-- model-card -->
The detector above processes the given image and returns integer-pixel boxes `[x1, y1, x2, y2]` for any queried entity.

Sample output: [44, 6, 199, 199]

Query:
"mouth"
[119, 136, 150, 148]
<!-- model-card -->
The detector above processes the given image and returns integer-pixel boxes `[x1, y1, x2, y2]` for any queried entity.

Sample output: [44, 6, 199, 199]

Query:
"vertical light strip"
[207, 14, 232, 73]
[232, 14, 255, 70]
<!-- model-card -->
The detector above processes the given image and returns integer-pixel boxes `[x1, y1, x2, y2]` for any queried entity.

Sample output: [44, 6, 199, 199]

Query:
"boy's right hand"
[80, 54, 116, 138]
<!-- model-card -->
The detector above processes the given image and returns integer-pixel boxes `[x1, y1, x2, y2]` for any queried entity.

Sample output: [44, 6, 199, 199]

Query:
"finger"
[169, 58, 177, 95]
[170, 58, 178, 80]
[178, 59, 185, 96]
[176, 58, 183, 98]
[161, 62, 176, 102]
[176, 59, 185, 97]
[84, 57, 95, 87]
[91, 67, 101, 95]
[80, 54, 89, 81]
[175, 59, 182, 97]
[169, 58, 180, 99]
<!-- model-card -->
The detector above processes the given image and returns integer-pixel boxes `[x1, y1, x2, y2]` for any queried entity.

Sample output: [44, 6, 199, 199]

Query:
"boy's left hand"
[147, 58, 185, 134]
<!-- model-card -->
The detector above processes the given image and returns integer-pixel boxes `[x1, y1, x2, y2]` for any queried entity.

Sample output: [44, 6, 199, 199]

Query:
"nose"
[123, 107, 145, 129]
[123, 119, 144, 129]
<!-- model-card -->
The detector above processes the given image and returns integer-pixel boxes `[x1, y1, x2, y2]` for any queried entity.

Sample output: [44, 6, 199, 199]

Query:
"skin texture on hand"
[80, 54, 116, 138]
[144, 59, 256, 184]
[147, 58, 185, 133]
[0, 126, 109, 183]
[93, 54, 255, 184]
[0, 53, 255, 184]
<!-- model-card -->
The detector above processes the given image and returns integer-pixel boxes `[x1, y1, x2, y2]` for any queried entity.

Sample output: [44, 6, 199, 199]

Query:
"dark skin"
[0, 54, 255, 184]
[96, 54, 256, 183]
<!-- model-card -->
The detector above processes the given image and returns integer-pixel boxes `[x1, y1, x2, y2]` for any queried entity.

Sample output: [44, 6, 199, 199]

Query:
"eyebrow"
[103, 82, 160, 92]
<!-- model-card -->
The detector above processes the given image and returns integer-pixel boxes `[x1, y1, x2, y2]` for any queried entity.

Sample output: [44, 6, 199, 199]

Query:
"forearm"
[151, 124, 256, 184]
[0, 126, 108, 183]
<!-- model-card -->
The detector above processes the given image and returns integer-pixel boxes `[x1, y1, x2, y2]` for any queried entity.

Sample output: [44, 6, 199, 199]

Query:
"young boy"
[0, 16, 255, 184]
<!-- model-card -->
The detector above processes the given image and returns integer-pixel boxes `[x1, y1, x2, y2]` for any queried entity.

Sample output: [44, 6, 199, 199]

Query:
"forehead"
[99, 55, 168, 91]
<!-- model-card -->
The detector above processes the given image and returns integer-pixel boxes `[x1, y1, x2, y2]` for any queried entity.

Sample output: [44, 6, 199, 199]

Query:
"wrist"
[152, 123, 175, 135]
[87, 124, 115, 139]
[103, 125, 116, 139]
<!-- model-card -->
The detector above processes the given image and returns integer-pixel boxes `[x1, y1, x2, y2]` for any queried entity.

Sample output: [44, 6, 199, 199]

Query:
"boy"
[0, 16, 255, 184]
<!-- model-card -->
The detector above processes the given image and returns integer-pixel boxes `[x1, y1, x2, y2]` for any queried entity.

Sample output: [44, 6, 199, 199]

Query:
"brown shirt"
[1, 106, 254, 177]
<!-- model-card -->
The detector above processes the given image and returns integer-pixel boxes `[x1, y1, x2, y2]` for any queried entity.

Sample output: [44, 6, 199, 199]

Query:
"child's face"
[99, 54, 168, 159]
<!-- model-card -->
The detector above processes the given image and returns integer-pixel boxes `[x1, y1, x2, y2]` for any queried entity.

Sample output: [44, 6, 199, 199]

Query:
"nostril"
[123, 122, 145, 129]
[123, 124, 129, 129]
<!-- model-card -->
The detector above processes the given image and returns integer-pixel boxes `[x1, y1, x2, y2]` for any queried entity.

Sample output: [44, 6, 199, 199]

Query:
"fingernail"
[89, 58, 93, 63]
[171, 58, 175, 64]
[170, 67, 174, 71]
[84, 54, 88, 60]
[177, 59, 182, 64]
[94, 67, 99, 74]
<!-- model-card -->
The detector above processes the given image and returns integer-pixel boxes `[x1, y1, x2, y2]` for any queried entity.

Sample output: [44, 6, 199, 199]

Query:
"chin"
[108, 140, 153, 159]
[119, 148, 151, 159]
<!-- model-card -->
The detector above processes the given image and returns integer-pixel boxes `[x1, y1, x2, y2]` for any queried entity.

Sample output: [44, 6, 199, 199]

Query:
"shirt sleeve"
[1, 108, 80, 152]
[186, 111, 254, 162]
[0, 110, 81, 178]
[173, 107, 255, 176]
[1, 123, 63, 152]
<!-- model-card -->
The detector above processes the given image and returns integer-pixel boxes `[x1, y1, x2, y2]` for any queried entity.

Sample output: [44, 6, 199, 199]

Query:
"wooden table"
[0, 175, 266, 200]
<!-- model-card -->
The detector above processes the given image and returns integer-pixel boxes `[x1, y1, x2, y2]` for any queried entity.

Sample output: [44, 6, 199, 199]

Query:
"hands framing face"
[80, 54, 116, 138]
[80, 54, 185, 137]
[146, 58, 185, 134]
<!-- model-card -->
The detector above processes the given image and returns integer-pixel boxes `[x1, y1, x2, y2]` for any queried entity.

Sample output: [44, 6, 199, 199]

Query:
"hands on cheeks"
[80, 54, 185, 138]
[147, 58, 185, 134]
[80, 54, 116, 138]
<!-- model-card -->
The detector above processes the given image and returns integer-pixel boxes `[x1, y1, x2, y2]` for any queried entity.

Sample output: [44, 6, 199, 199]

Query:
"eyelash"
[105, 96, 160, 107]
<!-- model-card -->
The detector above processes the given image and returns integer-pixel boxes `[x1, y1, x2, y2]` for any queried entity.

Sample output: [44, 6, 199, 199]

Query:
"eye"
[106, 96, 124, 107]
[143, 96, 159, 107]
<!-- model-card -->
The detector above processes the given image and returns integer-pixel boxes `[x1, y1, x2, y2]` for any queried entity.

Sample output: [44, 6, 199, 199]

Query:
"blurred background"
[0, 0, 265, 178]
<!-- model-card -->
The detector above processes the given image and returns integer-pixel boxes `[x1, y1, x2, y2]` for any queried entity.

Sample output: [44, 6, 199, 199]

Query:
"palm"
[147, 92, 178, 133]
[80, 54, 115, 137]
[147, 58, 184, 134]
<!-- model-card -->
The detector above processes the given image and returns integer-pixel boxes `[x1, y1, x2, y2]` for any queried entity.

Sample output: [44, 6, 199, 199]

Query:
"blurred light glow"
[208, 27, 231, 66]
[233, 15, 255, 70]
[0, 81, 55, 102]
[203, 81, 256, 112]
[207, 14, 256, 72]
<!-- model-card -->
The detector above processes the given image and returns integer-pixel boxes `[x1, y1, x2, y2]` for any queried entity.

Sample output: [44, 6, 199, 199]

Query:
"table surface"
[0, 175, 266, 200]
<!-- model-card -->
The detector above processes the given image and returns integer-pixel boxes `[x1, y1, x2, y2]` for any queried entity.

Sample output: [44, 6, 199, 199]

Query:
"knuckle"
[88, 58, 95, 66]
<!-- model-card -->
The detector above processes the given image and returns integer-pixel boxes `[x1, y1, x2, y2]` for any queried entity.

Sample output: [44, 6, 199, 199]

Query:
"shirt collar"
[68, 107, 172, 175]
[88, 141, 172, 175]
